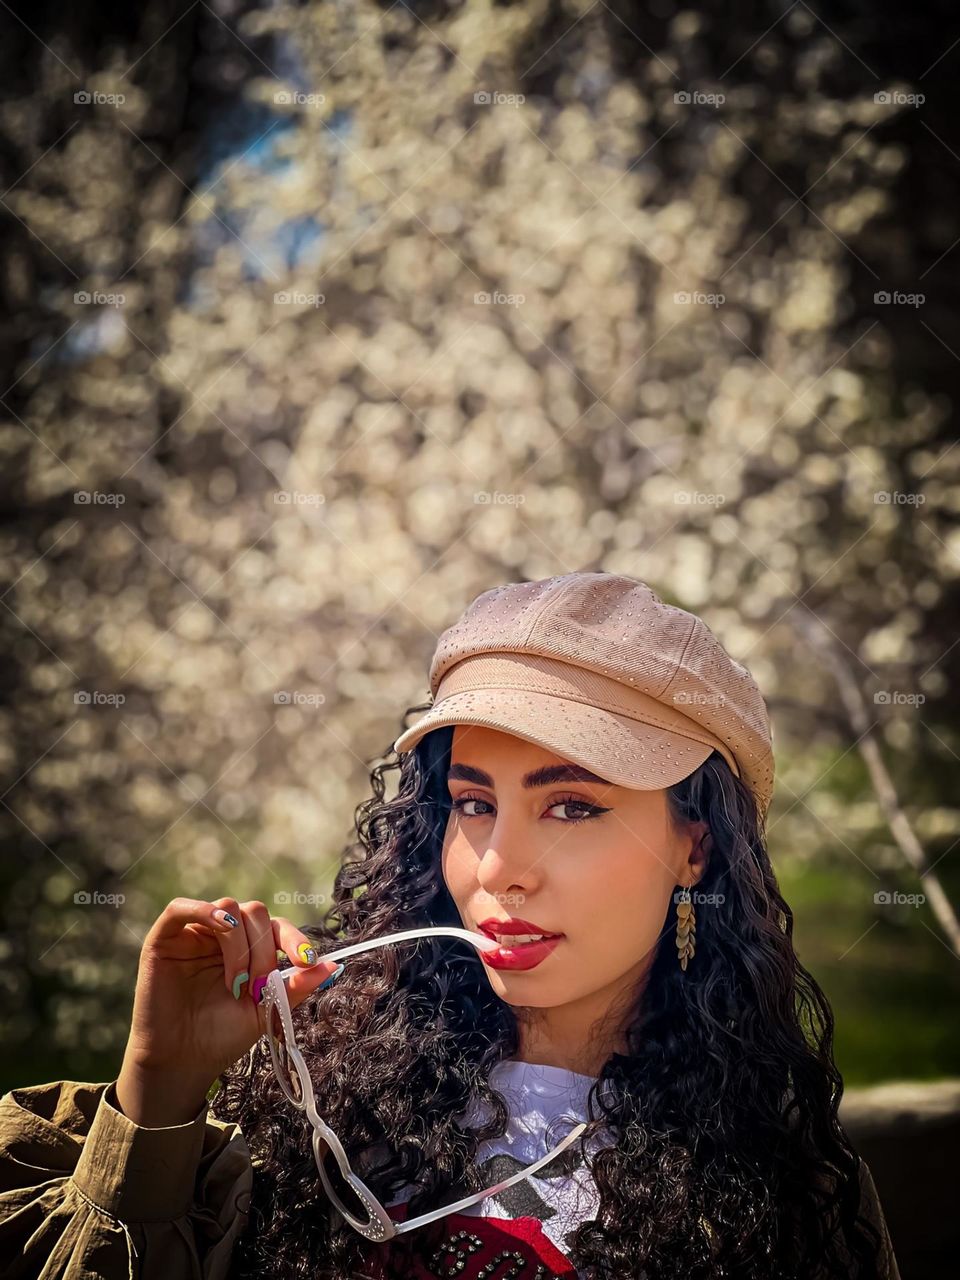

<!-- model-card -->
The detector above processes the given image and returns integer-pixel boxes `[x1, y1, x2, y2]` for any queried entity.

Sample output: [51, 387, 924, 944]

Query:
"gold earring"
[676, 886, 696, 971]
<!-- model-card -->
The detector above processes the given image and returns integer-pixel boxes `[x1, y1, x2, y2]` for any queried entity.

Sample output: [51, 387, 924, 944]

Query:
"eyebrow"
[447, 762, 611, 789]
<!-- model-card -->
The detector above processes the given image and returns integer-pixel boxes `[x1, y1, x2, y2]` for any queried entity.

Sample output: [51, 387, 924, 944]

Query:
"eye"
[449, 792, 610, 825]
[449, 794, 495, 819]
[545, 794, 611, 824]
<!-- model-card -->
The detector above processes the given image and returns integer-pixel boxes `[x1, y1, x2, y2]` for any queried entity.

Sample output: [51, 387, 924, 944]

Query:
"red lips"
[479, 935, 564, 971]
[477, 916, 562, 939]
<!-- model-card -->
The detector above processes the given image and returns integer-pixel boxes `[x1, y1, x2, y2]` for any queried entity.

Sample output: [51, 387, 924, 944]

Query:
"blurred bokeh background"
[1, 0, 957, 1153]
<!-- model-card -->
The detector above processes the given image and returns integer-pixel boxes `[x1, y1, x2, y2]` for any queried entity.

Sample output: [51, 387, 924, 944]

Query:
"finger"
[271, 917, 324, 969]
[284, 957, 344, 1011]
[271, 917, 341, 1009]
[146, 896, 250, 1000]
[150, 897, 242, 943]
[208, 896, 249, 998]
[240, 900, 281, 1006]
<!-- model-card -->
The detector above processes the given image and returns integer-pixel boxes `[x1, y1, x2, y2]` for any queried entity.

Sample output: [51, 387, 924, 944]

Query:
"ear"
[687, 820, 712, 883]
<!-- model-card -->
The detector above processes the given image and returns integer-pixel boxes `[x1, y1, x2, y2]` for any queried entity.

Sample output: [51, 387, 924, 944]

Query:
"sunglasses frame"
[261, 925, 589, 1242]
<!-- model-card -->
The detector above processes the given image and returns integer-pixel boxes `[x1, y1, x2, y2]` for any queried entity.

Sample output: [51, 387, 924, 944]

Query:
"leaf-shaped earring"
[676, 885, 696, 972]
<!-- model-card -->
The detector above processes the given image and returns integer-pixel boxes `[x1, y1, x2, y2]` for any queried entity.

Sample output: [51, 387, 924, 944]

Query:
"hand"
[115, 896, 340, 1126]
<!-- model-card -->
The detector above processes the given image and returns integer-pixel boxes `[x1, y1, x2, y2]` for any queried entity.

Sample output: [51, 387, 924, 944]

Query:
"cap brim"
[392, 688, 717, 792]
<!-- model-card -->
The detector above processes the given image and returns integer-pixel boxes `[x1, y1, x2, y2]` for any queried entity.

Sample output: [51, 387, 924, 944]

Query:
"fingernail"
[232, 971, 249, 999]
[250, 975, 269, 1004]
[318, 962, 345, 992]
[296, 942, 319, 965]
[214, 910, 239, 927]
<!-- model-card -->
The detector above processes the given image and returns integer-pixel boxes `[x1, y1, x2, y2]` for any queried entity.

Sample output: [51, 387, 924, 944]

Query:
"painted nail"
[250, 975, 269, 1004]
[214, 910, 240, 927]
[318, 962, 345, 992]
[296, 942, 319, 966]
[232, 971, 249, 1000]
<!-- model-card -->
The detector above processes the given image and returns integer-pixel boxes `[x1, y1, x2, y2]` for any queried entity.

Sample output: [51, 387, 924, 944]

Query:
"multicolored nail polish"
[296, 942, 319, 966]
[232, 971, 249, 1000]
[250, 975, 269, 1004]
[214, 909, 240, 927]
[318, 962, 345, 992]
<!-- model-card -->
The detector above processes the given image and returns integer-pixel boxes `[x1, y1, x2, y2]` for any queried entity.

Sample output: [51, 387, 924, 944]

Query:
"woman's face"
[440, 724, 709, 1068]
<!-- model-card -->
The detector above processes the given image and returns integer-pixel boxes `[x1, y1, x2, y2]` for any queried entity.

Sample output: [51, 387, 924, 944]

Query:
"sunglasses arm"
[391, 1119, 589, 1235]
[277, 925, 499, 980]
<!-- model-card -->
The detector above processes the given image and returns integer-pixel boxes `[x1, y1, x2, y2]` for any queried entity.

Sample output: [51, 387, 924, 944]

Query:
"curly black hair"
[211, 702, 889, 1279]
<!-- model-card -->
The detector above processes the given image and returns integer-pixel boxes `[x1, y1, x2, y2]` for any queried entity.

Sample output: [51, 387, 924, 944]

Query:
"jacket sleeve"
[855, 1157, 901, 1280]
[0, 1078, 252, 1280]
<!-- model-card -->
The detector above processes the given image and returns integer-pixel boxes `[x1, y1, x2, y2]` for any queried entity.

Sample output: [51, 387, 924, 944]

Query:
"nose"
[474, 811, 542, 901]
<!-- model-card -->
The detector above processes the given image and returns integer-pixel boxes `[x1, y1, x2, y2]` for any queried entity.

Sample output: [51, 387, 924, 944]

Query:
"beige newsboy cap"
[393, 572, 775, 818]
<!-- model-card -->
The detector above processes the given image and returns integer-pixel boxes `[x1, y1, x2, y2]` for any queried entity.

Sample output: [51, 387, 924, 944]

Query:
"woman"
[0, 572, 901, 1279]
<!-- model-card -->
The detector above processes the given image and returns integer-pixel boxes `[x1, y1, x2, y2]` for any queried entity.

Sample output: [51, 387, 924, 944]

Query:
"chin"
[484, 978, 567, 1008]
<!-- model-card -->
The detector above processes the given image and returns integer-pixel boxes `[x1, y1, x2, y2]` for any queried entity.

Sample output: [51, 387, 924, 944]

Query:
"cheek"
[441, 833, 471, 902]
[568, 840, 673, 951]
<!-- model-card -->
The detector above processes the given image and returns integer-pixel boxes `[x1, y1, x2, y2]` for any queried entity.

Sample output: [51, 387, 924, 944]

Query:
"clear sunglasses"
[261, 925, 589, 1242]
